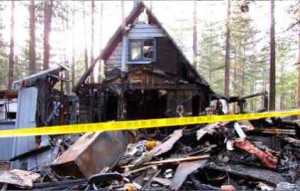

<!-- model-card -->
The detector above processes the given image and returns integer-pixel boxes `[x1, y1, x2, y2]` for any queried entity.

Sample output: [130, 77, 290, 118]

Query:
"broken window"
[128, 39, 156, 63]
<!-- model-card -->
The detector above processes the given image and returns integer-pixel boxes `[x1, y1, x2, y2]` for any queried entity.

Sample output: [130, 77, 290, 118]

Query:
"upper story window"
[128, 38, 156, 63]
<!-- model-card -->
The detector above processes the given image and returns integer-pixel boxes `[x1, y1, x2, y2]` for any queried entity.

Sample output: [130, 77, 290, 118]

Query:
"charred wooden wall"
[105, 35, 200, 83]
[78, 24, 213, 124]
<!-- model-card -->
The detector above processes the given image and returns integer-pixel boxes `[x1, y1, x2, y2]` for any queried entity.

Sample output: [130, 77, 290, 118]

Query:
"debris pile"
[0, 114, 299, 190]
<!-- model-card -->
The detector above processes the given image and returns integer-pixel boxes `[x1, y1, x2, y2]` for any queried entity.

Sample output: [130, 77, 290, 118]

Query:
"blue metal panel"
[12, 87, 38, 158]
[0, 121, 15, 161]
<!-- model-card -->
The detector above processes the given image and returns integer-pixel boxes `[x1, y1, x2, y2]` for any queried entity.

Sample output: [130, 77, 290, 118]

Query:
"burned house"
[1, 2, 300, 191]
[50, 2, 217, 178]
[75, 2, 215, 123]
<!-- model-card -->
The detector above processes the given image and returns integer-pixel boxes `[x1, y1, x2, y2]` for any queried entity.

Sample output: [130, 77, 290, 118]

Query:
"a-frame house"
[75, 2, 216, 123]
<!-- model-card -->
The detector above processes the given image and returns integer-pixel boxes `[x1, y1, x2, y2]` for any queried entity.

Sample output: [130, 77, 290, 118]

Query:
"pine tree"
[198, 21, 224, 94]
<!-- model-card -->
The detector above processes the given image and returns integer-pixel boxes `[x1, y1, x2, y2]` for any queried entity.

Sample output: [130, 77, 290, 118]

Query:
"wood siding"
[105, 42, 123, 72]
[105, 23, 166, 73]
[128, 23, 165, 39]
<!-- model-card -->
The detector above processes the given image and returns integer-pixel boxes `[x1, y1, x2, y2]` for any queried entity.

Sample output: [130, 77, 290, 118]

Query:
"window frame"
[127, 38, 157, 64]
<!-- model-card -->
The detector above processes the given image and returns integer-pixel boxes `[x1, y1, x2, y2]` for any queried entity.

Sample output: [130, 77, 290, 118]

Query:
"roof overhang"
[12, 66, 67, 90]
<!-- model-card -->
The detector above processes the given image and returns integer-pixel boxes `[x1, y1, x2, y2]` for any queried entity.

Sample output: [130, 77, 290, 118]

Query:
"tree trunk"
[280, 94, 285, 109]
[262, 67, 267, 109]
[233, 59, 237, 113]
[250, 79, 254, 111]
[279, 54, 285, 110]
[64, 5, 70, 94]
[98, 2, 103, 82]
[90, 0, 95, 83]
[71, 2, 75, 87]
[193, 0, 198, 69]
[224, 0, 231, 97]
[241, 66, 245, 96]
[269, 0, 276, 110]
[297, 27, 300, 109]
[83, 1, 88, 72]
[8, 0, 15, 90]
[241, 43, 245, 97]
[29, 0, 36, 75]
[43, 0, 53, 70]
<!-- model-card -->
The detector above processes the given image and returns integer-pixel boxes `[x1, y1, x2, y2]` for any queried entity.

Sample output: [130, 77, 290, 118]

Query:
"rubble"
[1, 113, 299, 190]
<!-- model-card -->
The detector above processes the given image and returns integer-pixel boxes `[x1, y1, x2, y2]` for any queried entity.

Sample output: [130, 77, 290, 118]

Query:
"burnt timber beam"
[101, 84, 201, 91]
[128, 84, 199, 90]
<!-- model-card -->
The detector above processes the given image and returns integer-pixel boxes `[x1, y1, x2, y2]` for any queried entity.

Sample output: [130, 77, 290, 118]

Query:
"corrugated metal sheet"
[12, 87, 38, 158]
[0, 121, 15, 161]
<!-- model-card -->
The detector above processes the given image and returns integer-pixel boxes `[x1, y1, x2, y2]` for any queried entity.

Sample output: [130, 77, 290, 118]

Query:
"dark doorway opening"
[126, 90, 167, 120]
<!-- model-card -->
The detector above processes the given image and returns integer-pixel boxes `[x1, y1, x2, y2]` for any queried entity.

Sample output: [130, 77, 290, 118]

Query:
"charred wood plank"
[128, 84, 200, 90]
[33, 178, 87, 190]
[122, 155, 209, 169]
[206, 163, 286, 185]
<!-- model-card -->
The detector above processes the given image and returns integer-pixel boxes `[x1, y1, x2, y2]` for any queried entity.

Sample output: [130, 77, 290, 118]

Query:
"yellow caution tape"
[0, 110, 299, 138]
